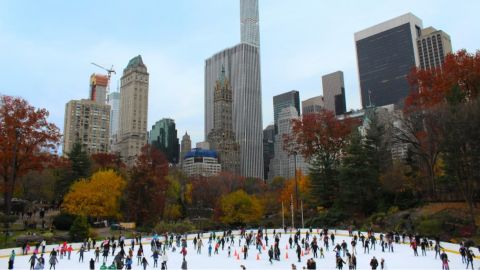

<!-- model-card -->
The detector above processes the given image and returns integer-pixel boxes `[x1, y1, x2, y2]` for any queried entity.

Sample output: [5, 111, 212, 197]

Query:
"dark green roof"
[125, 55, 145, 69]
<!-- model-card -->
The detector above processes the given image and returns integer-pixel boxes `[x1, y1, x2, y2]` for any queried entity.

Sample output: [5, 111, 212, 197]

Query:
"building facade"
[182, 148, 221, 177]
[149, 118, 180, 164]
[273, 90, 300, 133]
[240, 0, 260, 47]
[268, 107, 308, 180]
[262, 124, 275, 180]
[116, 55, 149, 166]
[180, 132, 192, 165]
[205, 43, 263, 179]
[63, 99, 110, 155]
[417, 27, 452, 70]
[107, 91, 120, 152]
[302, 96, 324, 115]
[322, 71, 346, 115]
[355, 13, 423, 108]
[207, 68, 240, 174]
[89, 74, 109, 105]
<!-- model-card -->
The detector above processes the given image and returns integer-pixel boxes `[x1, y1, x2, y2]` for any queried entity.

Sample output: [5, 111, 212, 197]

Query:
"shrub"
[69, 216, 90, 241]
[416, 219, 443, 237]
[52, 213, 76, 230]
[154, 221, 196, 234]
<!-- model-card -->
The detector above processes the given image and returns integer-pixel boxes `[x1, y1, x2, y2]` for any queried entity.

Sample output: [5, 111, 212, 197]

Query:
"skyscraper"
[355, 13, 423, 108]
[89, 74, 109, 105]
[180, 132, 192, 165]
[273, 90, 300, 133]
[204, 0, 263, 179]
[207, 68, 240, 174]
[268, 107, 308, 180]
[417, 27, 452, 70]
[322, 71, 346, 115]
[107, 91, 120, 152]
[149, 118, 180, 164]
[116, 55, 149, 166]
[263, 124, 275, 180]
[63, 99, 110, 155]
[240, 0, 260, 47]
[302, 96, 324, 115]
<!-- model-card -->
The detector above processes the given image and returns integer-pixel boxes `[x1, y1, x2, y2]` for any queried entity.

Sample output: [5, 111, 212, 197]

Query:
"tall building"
[273, 90, 300, 133]
[116, 55, 149, 166]
[107, 91, 120, 152]
[205, 45, 263, 178]
[240, 0, 260, 47]
[355, 13, 423, 108]
[89, 74, 109, 105]
[63, 99, 110, 155]
[302, 96, 324, 115]
[149, 118, 180, 164]
[182, 148, 221, 177]
[263, 124, 275, 180]
[417, 27, 452, 70]
[207, 68, 240, 174]
[322, 71, 346, 115]
[180, 132, 192, 165]
[268, 107, 308, 180]
[205, 0, 263, 178]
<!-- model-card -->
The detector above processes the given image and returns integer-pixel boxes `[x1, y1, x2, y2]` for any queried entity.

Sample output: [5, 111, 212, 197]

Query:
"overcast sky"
[1, 0, 479, 146]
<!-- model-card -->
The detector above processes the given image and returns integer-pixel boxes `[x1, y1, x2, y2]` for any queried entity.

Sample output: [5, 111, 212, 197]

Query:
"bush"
[154, 220, 196, 234]
[305, 209, 347, 228]
[52, 213, 76, 230]
[69, 216, 90, 241]
[416, 219, 443, 237]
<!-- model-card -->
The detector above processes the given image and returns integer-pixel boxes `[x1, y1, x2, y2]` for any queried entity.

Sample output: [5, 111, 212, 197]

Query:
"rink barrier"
[0, 228, 476, 260]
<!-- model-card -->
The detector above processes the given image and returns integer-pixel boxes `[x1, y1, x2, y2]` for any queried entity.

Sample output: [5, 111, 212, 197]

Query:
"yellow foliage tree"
[62, 170, 126, 219]
[279, 171, 311, 215]
[219, 190, 264, 225]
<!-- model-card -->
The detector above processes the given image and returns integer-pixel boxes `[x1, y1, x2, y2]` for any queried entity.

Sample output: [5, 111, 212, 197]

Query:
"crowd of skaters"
[5, 227, 480, 270]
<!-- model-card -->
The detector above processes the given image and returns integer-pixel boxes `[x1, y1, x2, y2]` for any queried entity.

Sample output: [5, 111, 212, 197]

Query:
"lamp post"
[293, 151, 299, 226]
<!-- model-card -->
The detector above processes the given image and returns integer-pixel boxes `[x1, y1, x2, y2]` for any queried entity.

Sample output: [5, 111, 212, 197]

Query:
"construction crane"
[91, 62, 116, 97]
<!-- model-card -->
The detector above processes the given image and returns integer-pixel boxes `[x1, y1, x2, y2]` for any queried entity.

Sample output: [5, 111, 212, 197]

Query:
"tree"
[218, 190, 264, 226]
[124, 145, 169, 227]
[0, 96, 61, 214]
[285, 110, 359, 207]
[336, 131, 379, 216]
[164, 169, 191, 221]
[62, 170, 126, 219]
[69, 216, 90, 241]
[91, 152, 125, 172]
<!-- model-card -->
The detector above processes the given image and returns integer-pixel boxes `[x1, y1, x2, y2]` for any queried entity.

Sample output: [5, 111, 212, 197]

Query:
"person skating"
[440, 250, 450, 270]
[380, 258, 385, 270]
[8, 250, 15, 270]
[141, 257, 149, 270]
[243, 244, 248, 260]
[36, 254, 45, 270]
[296, 245, 302, 262]
[137, 247, 144, 265]
[466, 249, 475, 270]
[48, 254, 58, 270]
[29, 253, 37, 270]
[89, 258, 95, 270]
[94, 247, 100, 262]
[161, 252, 168, 269]
[268, 246, 274, 264]
[336, 256, 346, 270]
[181, 246, 187, 259]
[411, 241, 418, 256]
[370, 256, 379, 270]
[151, 250, 159, 268]
[125, 256, 133, 270]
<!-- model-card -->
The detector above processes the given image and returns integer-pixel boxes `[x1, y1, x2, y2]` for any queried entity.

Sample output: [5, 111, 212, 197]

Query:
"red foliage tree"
[91, 152, 125, 172]
[0, 96, 61, 214]
[125, 145, 169, 226]
[405, 49, 480, 111]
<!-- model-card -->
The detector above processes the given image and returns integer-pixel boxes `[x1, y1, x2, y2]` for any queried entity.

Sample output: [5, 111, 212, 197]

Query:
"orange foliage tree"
[90, 152, 125, 172]
[279, 171, 311, 216]
[0, 96, 61, 214]
[284, 110, 359, 207]
[62, 170, 126, 219]
[124, 145, 169, 226]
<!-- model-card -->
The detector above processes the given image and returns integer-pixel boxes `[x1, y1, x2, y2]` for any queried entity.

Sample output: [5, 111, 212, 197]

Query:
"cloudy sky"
[1, 0, 479, 145]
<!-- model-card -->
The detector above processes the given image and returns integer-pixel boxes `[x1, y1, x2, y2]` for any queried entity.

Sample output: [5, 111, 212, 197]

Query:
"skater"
[95, 247, 100, 262]
[141, 257, 149, 270]
[137, 247, 144, 265]
[48, 255, 58, 270]
[466, 249, 475, 270]
[243, 244, 248, 260]
[161, 252, 168, 269]
[29, 253, 37, 270]
[296, 245, 302, 262]
[440, 250, 450, 270]
[181, 246, 187, 259]
[336, 256, 346, 270]
[380, 258, 385, 270]
[370, 256, 379, 270]
[89, 258, 95, 270]
[151, 250, 159, 268]
[67, 245, 73, 260]
[268, 246, 274, 264]
[36, 254, 45, 270]
[77, 245, 85, 262]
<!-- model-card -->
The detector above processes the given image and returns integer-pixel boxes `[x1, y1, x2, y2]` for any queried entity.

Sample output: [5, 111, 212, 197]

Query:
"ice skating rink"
[0, 229, 476, 270]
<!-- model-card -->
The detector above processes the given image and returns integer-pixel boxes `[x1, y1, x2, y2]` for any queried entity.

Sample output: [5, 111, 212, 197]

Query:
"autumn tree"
[62, 170, 126, 219]
[124, 145, 169, 226]
[91, 152, 125, 173]
[164, 169, 191, 221]
[285, 110, 359, 208]
[0, 96, 61, 214]
[218, 190, 264, 226]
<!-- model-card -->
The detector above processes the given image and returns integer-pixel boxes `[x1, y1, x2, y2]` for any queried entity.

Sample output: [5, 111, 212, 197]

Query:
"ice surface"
[1, 229, 477, 270]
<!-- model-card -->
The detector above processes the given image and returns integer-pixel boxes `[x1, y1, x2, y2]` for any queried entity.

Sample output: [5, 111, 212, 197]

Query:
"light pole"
[293, 151, 299, 226]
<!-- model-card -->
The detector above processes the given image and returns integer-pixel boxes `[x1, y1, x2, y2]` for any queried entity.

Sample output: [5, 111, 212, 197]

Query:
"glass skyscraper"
[240, 0, 260, 47]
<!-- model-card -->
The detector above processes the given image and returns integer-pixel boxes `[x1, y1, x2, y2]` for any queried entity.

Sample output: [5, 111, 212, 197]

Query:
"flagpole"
[282, 201, 285, 229]
[291, 194, 295, 229]
[301, 200, 304, 229]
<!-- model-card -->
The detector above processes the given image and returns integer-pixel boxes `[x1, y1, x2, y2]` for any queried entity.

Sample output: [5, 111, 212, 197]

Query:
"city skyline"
[1, 1, 479, 146]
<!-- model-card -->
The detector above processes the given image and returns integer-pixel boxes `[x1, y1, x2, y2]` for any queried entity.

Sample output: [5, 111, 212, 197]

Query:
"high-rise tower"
[149, 118, 180, 164]
[322, 71, 347, 115]
[273, 90, 300, 134]
[205, 0, 263, 178]
[240, 0, 260, 47]
[116, 55, 149, 166]
[207, 67, 240, 174]
[180, 132, 192, 165]
[89, 74, 109, 105]
[417, 27, 452, 70]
